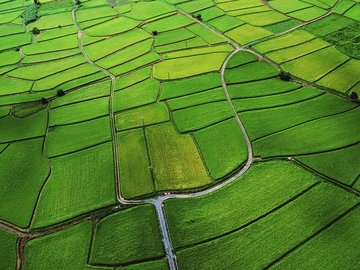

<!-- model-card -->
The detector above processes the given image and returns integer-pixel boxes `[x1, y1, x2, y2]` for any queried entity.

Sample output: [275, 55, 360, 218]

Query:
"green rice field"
[0, 0, 359, 269]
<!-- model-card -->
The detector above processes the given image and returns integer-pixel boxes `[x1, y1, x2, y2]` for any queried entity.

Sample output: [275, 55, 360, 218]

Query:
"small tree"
[57, 89, 65, 96]
[75, 0, 81, 5]
[32, 27, 40, 35]
[196, 14, 202, 21]
[15, 47, 20, 52]
[279, 71, 291, 81]
[350, 92, 358, 100]
[152, 30, 158, 36]
[34, 0, 41, 5]
[40, 97, 48, 104]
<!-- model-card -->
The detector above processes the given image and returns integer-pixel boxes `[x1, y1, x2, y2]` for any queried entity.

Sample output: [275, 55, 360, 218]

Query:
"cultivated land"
[0, 0, 359, 269]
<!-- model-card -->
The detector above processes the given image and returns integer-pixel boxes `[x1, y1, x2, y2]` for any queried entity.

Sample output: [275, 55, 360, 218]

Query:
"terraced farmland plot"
[0, 0, 359, 269]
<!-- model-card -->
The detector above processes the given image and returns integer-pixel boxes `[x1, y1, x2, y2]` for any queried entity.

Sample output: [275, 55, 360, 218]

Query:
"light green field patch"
[32, 143, 116, 228]
[266, 38, 330, 63]
[84, 16, 139, 36]
[45, 116, 112, 157]
[237, 10, 289, 26]
[225, 24, 273, 45]
[36, 25, 77, 42]
[125, 1, 175, 20]
[167, 87, 226, 110]
[22, 35, 78, 55]
[233, 87, 323, 112]
[187, 23, 227, 44]
[288, 6, 327, 21]
[254, 107, 360, 157]
[117, 129, 154, 199]
[110, 51, 159, 77]
[253, 30, 315, 53]
[115, 103, 169, 131]
[155, 37, 207, 54]
[76, 6, 118, 22]
[297, 143, 360, 186]
[217, 0, 262, 11]
[208, 15, 244, 32]
[114, 78, 159, 112]
[146, 122, 211, 190]
[160, 72, 222, 100]
[172, 101, 233, 132]
[225, 61, 279, 84]
[8, 55, 85, 80]
[269, 0, 312, 13]
[0, 51, 22, 67]
[32, 63, 99, 91]
[178, 0, 215, 13]
[0, 76, 33, 96]
[153, 53, 228, 80]
[195, 118, 248, 179]
[282, 46, 349, 82]
[51, 80, 110, 108]
[142, 13, 194, 32]
[49, 97, 109, 126]
[84, 28, 151, 61]
[154, 28, 195, 47]
[163, 43, 233, 59]
[317, 59, 360, 93]
[21, 48, 81, 64]
[0, 33, 31, 51]
[97, 39, 153, 69]
[115, 67, 151, 91]
[28, 12, 73, 29]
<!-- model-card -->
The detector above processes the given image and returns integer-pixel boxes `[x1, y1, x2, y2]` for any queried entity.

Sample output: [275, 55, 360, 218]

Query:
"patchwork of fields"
[0, 0, 359, 269]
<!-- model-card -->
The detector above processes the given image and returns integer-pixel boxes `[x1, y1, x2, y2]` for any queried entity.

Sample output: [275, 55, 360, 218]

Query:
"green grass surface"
[0, 109, 47, 143]
[146, 122, 211, 190]
[49, 97, 109, 126]
[0, 139, 50, 228]
[167, 88, 226, 110]
[117, 129, 154, 199]
[254, 107, 360, 157]
[160, 72, 222, 100]
[175, 183, 358, 269]
[233, 87, 323, 112]
[271, 206, 360, 269]
[225, 61, 279, 84]
[241, 93, 356, 140]
[281, 46, 349, 82]
[114, 78, 159, 112]
[0, 229, 17, 270]
[194, 118, 248, 179]
[153, 53, 228, 80]
[24, 221, 93, 269]
[228, 78, 300, 98]
[164, 161, 319, 248]
[115, 102, 169, 131]
[297, 143, 360, 186]
[45, 116, 112, 157]
[90, 204, 164, 264]
[32, 143, 116, 228]
[172, 101, 233, 132]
